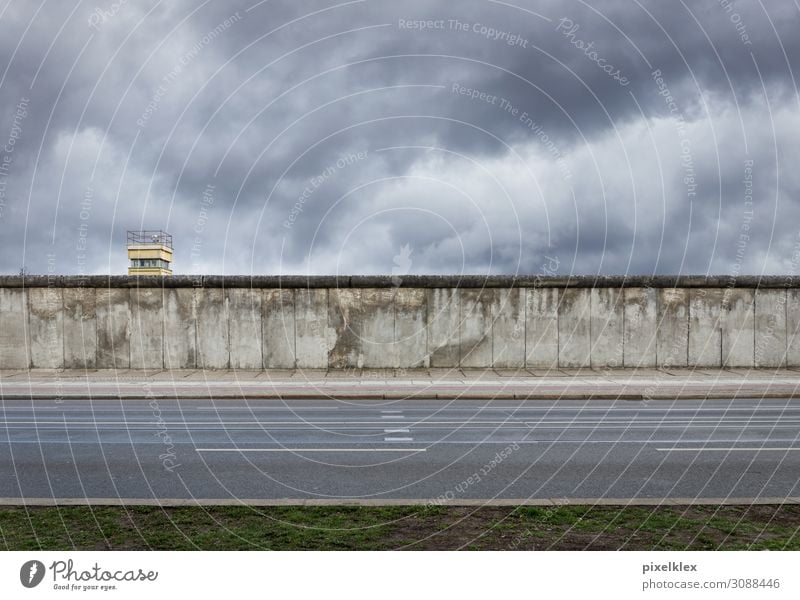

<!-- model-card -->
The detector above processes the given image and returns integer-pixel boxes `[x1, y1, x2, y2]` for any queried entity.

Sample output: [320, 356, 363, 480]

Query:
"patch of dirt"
[382, 506, 800, 550]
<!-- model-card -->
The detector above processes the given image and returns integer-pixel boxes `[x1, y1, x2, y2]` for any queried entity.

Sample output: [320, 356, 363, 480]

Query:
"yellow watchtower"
[127, 230, 173, 276]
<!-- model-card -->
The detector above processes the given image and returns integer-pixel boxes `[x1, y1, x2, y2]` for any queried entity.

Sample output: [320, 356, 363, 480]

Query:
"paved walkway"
[2, 368, 800, 399]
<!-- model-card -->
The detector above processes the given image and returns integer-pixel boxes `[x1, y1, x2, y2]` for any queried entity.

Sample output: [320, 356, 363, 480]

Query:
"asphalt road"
[1, 398, 799, 502]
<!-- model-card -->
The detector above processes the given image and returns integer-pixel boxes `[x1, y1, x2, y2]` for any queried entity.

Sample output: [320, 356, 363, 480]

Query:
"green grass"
[0, 505, 798, 550]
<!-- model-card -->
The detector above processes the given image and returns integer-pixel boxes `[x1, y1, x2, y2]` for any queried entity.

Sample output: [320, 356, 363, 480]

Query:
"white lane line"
[384, 437, 414, 442]
[195, 407, 340, 411]
[381, 415, 405, 419]
[657, 447, 800, 452]
[384, 428, 410, 433]
[195, 448, 425, 453]
[380, 410, 403, 414]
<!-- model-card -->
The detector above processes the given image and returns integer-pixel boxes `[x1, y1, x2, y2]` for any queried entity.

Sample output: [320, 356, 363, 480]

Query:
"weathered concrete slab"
[263, 289, 295, 369]
[96, 288, 130, 369]
[755, 289, 787, 367]
[623, 287, 656, 367]
[590, 288, 623, 368]
[788, 289, 800, 368]
[130, 288, 163, 370]
[196, 289, 228, 369]
[492, 288, 525, 368]
[722, 289, 754, 368]
[689, 289, 723, 368]
[657, 288, 688, 368]
[0, 288, 29, 368]
[295, 288, 328, 369]
[228, 289, 262, 369]
[394, 288, 428, 369]
[460, 289, 493, 368]
[163, 288, 196, 370]
[361, 289, 395, 368]
[525, 288, 558, 369]
[28, 288, 63, 368]
[427, 289, 460, 367]
[328, 289, 363, 369]
[63, 287, 97, 369]
[558, 288, 591, 368]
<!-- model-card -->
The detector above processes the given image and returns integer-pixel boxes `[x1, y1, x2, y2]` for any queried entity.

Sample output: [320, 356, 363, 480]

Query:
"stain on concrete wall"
[28, 288, 63, 368]
[427, 288, 459, 367]
[492, 288, 524, 368]
[460, 289, 493, 368]
[787, 289, 800, 368]
[361, 289, 395, 369]
[196, 288, 228, 369]
[723, 289, 755, 367]
[689, 289, 723, 368]
[96, 288, 130, 369]
[559, 288, 591, 368]
[295, 288, 328, 369]
[590, 288, 623, 368]
[394, 288, 428, 368]
[657, 288, 688, 368]
[0, 289, 30, 368]
[328, 289, 363, 369]
[63, 288, 96, 369]
[526, 288, 558, 369]
[228, 289, 262, 369]
[623, 287, 656, 368]
[164, 288, 196, 369]
[130, 288, 163, 370]
[263, 289, 295, 369]
[754, 289, 786, 367]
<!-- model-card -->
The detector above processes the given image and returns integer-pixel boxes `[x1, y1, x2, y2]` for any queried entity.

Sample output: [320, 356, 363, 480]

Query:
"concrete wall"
[2, 276, 799, 369]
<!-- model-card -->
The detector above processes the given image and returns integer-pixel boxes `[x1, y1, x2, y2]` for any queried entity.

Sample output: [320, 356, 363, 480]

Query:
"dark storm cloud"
[0, 0, 797, 276]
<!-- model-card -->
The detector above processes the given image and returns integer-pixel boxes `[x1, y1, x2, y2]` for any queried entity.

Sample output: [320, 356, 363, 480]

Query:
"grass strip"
[0, 505, 798, 550]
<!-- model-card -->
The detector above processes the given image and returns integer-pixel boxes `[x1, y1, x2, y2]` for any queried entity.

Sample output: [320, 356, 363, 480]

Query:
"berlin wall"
[1, 275, 799, 370]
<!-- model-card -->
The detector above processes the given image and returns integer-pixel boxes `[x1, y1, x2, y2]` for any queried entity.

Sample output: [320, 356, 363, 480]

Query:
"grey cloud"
[0, 0, 797, 277]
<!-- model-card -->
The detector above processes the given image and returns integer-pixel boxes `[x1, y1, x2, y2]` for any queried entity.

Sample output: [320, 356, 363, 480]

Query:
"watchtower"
[127, 230, 173, 275]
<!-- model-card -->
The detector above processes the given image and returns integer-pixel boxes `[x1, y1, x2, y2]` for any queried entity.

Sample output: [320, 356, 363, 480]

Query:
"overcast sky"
[0, 0, 798, 277]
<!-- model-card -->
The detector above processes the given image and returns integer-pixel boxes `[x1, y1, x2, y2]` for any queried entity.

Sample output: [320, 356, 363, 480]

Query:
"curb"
[1, 497, 798, 507]
[2, 391, 799, 400]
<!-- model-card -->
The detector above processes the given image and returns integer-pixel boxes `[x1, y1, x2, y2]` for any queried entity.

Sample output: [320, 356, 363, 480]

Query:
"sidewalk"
[2, 368, 800, 399]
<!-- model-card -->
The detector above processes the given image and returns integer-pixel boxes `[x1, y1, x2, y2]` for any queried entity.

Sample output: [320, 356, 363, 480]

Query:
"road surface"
[1, 397, 799, 503]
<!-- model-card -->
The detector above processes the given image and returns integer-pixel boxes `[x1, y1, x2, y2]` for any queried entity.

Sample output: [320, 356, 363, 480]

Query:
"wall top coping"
[1, 275, 799, 289]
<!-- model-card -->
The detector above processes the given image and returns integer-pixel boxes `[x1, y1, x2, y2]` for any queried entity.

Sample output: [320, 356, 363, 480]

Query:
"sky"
[0, 0, 798, 277]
